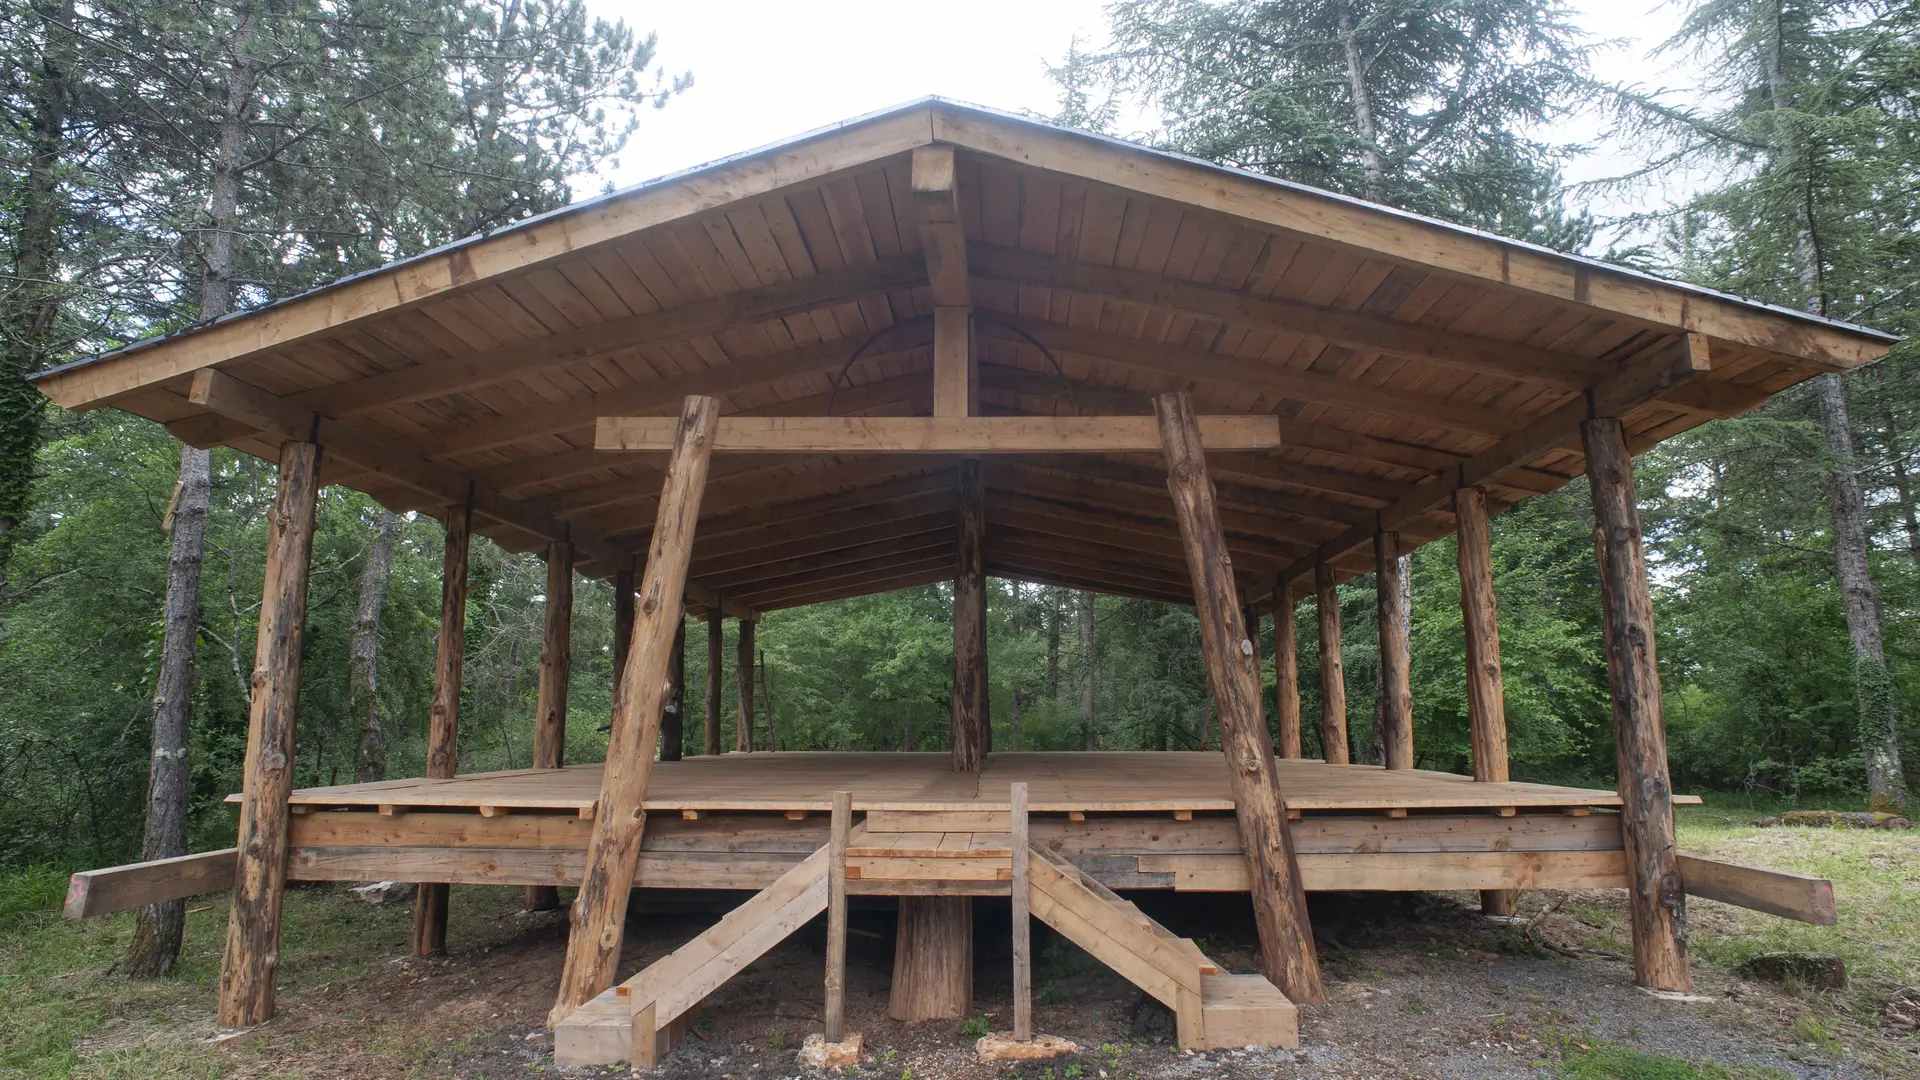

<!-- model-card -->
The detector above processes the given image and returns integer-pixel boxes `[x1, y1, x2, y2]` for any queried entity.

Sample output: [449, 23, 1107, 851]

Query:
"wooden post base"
[889, 896, 973, 1021]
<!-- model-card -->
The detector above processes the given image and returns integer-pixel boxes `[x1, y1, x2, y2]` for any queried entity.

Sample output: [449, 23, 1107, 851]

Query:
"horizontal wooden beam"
[994, 318, 1538, 439]
[185, 369, 753, 619]
[433, 326, 933, 459]
[1678, 854, 1836, 925]
[65, 848, 237, 919]
[972, 245, 1615, 389]
[597, 415, 1281, 455]
[305, 256, 926, 416]
[1274, 333, 1713, 588]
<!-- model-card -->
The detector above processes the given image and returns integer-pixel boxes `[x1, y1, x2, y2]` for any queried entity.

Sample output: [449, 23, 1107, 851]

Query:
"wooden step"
[1197, 974, 1299, 1050]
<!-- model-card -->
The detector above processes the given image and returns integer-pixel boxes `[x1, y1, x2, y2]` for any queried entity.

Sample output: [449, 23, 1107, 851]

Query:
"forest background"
[1, 0, 1916, 904]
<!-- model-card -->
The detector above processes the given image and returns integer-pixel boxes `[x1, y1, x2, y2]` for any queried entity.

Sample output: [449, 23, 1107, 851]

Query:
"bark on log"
[1315, 562, 1349, 765]
[1156, 391, 1326, 1005]
[1454, 486, 1515, 916]
[705, 608, 723, 756]
[612, 566, 635, 717]
[736, 619, 755, 752]
[413, 499, 471, 957]
[1272, 583, 1302, 759]
[662, 617, 685, 761]
[952, 458, 988, 772]
[1582, 417, 1690, 991]
[351, 509, 401, 783]
[125, 444, 210, 977]
[889, 897, 973, 1021]
[552, 396, 718, 1023]
[528, 539, 573, 912]
[1375, 531, 1413, 771]
[217, 440, 321, 1028]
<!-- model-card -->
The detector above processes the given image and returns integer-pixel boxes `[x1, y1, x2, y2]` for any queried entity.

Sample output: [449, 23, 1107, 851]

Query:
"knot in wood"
[1168, 459, 1205, 484]
[1239, 638, 1254, 657]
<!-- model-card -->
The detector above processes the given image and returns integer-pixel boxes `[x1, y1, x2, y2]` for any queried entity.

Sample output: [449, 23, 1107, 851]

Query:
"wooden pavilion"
[46, 99, 1880, 1062]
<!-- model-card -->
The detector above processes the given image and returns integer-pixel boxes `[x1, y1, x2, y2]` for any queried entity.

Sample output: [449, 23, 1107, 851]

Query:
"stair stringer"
[555, 845, 831, 1067]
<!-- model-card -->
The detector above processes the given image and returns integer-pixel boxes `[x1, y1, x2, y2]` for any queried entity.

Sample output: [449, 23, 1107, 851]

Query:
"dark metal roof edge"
[32, 95, 1895, 386]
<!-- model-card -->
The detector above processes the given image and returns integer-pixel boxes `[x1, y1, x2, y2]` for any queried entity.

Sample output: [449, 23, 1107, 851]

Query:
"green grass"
[1552, 1037, 1793, 1080]
[0, 875, 478, 1079]
[1675, 797, 1920, 1020]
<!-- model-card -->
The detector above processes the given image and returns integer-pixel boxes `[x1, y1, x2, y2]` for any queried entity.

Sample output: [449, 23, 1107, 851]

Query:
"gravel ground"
[210, 886, 1915, 1080]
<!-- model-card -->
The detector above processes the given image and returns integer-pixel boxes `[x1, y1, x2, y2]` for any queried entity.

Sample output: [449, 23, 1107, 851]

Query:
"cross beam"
[595, 415, 1282, 454]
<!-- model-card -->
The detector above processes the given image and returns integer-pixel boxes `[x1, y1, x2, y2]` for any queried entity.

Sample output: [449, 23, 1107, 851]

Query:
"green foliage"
[1551, 1037, 1791, 1080]
[956, 1015, 990, 1038]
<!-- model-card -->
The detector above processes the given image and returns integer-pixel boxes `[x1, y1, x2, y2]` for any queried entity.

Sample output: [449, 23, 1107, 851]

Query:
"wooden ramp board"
[64, 848, 237, 919]
[241, 752, 1688, 815]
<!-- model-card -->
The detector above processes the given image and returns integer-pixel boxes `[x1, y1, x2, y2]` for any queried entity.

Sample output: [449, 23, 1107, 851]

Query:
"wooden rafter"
[595, 415, 1283, 455]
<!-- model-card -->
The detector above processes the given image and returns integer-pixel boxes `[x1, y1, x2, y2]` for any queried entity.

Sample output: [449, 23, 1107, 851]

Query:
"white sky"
[591, 0, 1703, 225]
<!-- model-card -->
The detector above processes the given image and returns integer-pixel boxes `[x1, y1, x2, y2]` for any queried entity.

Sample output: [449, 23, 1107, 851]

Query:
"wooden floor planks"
[253, 752, 1688, 815]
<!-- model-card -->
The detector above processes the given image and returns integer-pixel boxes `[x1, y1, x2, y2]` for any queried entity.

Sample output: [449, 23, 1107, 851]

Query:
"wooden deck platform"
[247, 753, 1698, 898]
[265, 751, 1692, 815]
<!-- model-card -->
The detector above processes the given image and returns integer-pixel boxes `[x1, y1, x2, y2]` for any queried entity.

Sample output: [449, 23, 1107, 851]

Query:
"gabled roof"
[33, 98, 1897, 613]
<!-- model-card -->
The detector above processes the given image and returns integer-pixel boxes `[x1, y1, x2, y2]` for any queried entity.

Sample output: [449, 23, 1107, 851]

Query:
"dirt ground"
[182, 883, 1918, 1080]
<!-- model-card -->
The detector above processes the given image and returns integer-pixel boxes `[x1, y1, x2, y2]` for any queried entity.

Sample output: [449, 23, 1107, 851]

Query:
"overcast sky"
[589, 0, 1703, 221]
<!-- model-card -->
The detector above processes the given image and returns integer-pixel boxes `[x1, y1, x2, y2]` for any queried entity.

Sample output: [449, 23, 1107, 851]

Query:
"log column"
[894, 458, 988, 1022]
[951, 457, 989, 771]
[1272, 583, 1302, 759]
[412, 498, 471, 957]
[552, 396, 718, 1022]
[1455, 486, 1515, 917]
[1583, 417, 1690, 992]
[1314, 562, 1349, 764]
[218, 439, 321, 1028]
[1156, 392, 1325, 1005]
[1375, 531, 1413, 770]
[611, 565, 636, 714]
[704, 608, 723, 756]
[661, 615, 685, 761]
[736, 618, 755, 752]
[527, 539, 573, 912]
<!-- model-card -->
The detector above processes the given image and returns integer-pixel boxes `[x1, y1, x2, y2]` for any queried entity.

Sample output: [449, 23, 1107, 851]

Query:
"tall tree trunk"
[123, 444, 210, 977]
[1761, 9, 1906, 811]
[1010, 689, 1025, 751]
[1882, 411, 1920, 569]
[1046, 588, 1062, 699]
[1078, 591, 1096, 749]
[0, 0, 76, 567]
[1367, 555, 1411, 765]
[1336, 1, 1387, 202]
[126, 3, 260, 977]
[1813, 374, 1908, 811]
[352, 509, 401, 782]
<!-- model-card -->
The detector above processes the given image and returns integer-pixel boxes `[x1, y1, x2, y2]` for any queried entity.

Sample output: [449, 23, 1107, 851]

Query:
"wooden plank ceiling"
[35, 101, 1895, 615]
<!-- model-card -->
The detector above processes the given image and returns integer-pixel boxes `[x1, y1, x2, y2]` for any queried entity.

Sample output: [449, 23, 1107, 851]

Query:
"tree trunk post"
[527, 538, 573, 912]
[217, 439, 321, 1028]
[1582, 417, 1690, 992]
[889, 897, 974, 1021]
[1314, 562, 1348, 765]
[413, 498, 471, 957]
[1010, 781, 1032, 1042]
[662, 615, 685, 761]
[1454, 486, 1516, 916]
[736, 618, 755, 752]
[1155, 391, 1326, 1005]
[350, 509, 401, 783]
[552, 396, 718, 1023]
[1272, 583, 1302, 759]
[705, 607, 723, 756]
[1375, 531, 1413, 770]
[952, 457, 988, 772]
[824, 789, 851, 1042]
[612, 565, 636, 715]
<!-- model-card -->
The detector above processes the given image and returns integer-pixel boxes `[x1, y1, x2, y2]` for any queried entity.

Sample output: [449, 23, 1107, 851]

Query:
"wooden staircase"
[554, 802, 1296, 1067]
[1027, 843, 1298, 1050]
[555, 845, 830, 1066]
